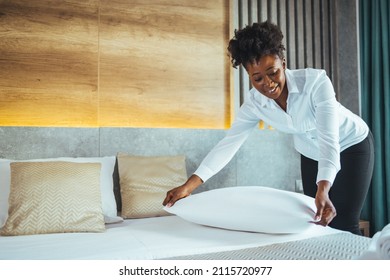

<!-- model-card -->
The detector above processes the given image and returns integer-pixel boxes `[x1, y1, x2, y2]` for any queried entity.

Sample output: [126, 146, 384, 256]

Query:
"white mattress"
[0, 215, 342, 260]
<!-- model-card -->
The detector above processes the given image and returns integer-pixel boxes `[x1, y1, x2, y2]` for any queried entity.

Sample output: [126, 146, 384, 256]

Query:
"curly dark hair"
[227, 21, 285, 69]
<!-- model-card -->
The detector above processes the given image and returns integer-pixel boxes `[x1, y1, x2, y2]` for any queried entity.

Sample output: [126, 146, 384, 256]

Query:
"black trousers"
[300, 132, 374, 235]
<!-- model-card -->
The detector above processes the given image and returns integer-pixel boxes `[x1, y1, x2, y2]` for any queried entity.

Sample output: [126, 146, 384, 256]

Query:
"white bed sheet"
[0, 216, 341, 260]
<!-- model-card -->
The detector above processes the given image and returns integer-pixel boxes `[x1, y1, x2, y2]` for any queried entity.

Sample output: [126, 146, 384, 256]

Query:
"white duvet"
[0, 216, 341, 260]
[358, 223, 390, 260]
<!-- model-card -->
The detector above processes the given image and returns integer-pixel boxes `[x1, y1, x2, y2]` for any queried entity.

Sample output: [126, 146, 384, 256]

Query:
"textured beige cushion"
[0, 161, 105, 236]
[118, 154, 187, 218]
[0, 156, 119, 227]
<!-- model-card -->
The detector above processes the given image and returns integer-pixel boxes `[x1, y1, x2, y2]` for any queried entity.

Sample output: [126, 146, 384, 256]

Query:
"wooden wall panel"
[98, 0, 231, 128]
[0, 0, 230, 128]
[0, 0, 99, 127]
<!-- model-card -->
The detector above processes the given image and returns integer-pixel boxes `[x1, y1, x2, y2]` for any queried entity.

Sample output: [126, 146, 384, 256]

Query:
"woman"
[163, 21, 374, 235]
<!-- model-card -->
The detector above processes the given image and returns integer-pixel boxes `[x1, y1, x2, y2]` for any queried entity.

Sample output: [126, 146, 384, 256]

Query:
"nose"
[263, 75, 275, 87]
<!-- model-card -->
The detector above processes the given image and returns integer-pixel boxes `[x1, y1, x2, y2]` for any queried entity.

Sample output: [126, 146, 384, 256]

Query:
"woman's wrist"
[186, 174, 204, 192]
[317, 180, 331, 193]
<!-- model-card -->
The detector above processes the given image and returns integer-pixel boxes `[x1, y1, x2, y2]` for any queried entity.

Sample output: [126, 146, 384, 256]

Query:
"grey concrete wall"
[0, 127, 301, 194]
[335, 0, 361, 115]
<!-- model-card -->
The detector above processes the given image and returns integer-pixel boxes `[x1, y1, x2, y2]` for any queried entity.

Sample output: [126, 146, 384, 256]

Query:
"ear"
[282, 58, 287, 70]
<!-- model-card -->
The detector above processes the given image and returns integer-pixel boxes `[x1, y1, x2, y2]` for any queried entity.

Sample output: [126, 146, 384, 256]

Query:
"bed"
[0, 216, 371, 260]
[0, 153, 375, 261]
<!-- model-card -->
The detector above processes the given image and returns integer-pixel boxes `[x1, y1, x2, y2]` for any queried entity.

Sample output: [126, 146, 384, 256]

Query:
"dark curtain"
[359, 0, 390, 234]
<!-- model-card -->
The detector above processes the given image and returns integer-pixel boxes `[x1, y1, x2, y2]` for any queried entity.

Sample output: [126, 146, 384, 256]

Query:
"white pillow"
[0, 156, 122, 227]
[164, 186, 317, 234]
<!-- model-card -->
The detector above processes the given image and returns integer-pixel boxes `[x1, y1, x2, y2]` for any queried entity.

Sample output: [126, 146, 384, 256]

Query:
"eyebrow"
[251, 66, 277, 77]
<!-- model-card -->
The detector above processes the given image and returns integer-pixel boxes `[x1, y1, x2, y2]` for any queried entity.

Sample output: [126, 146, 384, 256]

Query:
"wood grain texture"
[0, 0, 231, 128]
[98, 0, 231, 128]
[0, 0, 99, 127]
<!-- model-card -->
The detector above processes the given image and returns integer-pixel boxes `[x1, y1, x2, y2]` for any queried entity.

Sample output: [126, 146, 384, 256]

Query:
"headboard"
[0, 126, 301, 210]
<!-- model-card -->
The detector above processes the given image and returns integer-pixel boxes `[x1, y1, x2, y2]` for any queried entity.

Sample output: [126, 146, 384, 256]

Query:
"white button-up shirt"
[194, 68, 369, 185]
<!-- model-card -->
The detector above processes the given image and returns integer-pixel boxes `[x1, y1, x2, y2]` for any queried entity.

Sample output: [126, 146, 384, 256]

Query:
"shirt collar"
[285, 69, 299, 95]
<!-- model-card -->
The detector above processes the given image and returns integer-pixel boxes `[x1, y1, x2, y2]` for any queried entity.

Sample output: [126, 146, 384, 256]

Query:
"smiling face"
[246, 54, 287, 105]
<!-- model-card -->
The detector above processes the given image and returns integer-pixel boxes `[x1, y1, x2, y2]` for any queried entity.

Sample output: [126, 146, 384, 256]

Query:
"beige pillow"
[118, 154, 187, 218]
[0, 161, 105, 236]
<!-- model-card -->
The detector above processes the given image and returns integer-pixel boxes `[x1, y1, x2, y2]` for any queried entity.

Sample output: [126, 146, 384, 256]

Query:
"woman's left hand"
[314, 180, 337, 226]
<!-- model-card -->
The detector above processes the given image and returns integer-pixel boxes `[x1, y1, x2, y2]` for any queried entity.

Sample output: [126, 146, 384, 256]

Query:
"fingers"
[314, 183, 336, 227]
[315, 207, 337, 227]
[163, 190, 178, 207]
[164, 197, 177, 208]
[315, 207, 323, 222]
[162, 187, 188, 207]
[164, 175, 202, 207]
[162, 191, 173, 207]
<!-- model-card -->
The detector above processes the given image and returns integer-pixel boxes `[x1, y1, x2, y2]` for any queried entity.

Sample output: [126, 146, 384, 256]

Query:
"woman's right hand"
[314, 180, 337, 226]
[163, 174, 203, 207]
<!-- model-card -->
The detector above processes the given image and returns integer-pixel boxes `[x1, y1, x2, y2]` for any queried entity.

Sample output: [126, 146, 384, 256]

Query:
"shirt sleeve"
[312, 73, 341, 185]
[194, 101, 260, 182]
